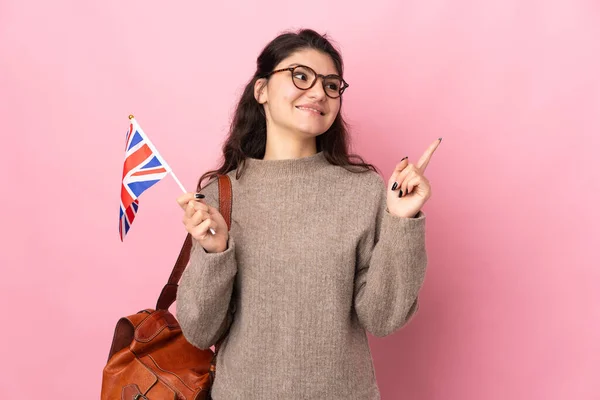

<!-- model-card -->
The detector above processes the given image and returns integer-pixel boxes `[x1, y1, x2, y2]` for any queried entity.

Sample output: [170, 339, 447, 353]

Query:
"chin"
[294, 120, 333, 136]
[296, 126, 329, 137]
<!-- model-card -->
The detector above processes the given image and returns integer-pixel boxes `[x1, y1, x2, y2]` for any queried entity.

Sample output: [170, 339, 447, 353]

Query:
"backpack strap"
[156, 174, 233, 311]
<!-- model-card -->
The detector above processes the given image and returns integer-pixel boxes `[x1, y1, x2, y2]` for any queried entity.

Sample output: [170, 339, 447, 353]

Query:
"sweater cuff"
[380, 209, 426, 243]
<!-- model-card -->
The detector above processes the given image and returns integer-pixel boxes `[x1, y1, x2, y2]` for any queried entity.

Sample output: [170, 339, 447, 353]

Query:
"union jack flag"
[119, 117, 171, 241]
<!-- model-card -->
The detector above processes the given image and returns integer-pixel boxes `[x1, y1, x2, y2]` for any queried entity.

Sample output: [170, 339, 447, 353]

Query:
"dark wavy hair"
[197, 28, 377, 191]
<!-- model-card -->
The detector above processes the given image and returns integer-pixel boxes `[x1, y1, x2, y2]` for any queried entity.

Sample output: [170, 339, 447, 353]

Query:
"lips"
[295, 105, 325, 116]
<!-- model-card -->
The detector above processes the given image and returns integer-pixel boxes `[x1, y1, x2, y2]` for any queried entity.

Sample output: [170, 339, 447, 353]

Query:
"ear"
[254, 78, 268, 104]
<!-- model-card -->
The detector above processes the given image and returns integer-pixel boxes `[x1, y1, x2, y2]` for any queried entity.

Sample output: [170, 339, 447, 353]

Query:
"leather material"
[121, 384, 143, 399]
[102, 174, 232, 400]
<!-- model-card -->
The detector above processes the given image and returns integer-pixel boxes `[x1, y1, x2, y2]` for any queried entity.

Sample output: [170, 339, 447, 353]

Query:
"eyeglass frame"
[260, 64, 349, 99]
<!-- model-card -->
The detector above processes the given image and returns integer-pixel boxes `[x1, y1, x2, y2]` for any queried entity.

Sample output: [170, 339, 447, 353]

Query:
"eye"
[325, 82, 340, 91]
[324, 78, 342, 93]
[292, 66, 315, 86]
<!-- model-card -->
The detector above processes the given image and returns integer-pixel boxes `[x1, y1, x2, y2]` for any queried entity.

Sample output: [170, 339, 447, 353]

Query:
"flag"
[119, 117, 171, 241]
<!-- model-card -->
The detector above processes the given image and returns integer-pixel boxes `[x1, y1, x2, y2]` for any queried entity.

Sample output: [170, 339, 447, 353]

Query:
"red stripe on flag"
[122, 144, 153, 180]
[132, 167, 167, 177]
[125, 205, 136, 222]
[121, 184, 134, 209]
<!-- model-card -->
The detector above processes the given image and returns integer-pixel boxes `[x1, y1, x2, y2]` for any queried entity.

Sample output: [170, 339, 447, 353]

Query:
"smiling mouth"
[296, 106, 324, 116]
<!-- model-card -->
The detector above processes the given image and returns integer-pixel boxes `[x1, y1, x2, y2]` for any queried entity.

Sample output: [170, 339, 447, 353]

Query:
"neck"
[262, 121, 318, 161]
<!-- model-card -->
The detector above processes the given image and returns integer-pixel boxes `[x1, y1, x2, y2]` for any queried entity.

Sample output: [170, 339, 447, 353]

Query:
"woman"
[176, 28, 440, 399]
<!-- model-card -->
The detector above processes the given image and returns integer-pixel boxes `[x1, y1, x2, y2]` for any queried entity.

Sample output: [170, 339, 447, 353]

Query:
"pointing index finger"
[416, 138, 442, 172]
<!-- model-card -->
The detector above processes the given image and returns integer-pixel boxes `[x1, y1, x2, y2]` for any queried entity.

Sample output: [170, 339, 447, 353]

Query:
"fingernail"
[391, 182, 398, 191]
[438, 137, 443, 142]
[398, 189, 403, 198]
[401, 156, 408, 161]
[194, 193, 205, 199]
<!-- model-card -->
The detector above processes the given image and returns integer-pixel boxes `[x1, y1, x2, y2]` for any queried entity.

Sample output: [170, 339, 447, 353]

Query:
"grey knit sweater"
[176, 151, 427, 399]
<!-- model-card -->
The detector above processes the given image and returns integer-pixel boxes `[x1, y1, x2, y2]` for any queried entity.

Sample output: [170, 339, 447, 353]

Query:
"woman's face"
[256, 48, 342, 139]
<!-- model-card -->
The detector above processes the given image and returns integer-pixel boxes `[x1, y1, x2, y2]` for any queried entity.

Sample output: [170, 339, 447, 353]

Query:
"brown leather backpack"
[101, 174, 232, 400]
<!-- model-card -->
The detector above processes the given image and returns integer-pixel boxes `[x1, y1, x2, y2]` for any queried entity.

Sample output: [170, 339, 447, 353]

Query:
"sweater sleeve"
[176, 179, 237, 349]
[353, 174, 427, 337]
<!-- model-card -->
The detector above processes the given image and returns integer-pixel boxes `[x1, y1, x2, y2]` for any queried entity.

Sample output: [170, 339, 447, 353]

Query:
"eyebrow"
[286, 63, 341, 77]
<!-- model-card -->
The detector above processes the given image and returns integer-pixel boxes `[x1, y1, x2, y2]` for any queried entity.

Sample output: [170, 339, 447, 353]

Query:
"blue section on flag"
[127, 180, 161, 197]
[132, 201, 139, 211]
[127, 131, 143, 151]
[141, 156, 163, 169]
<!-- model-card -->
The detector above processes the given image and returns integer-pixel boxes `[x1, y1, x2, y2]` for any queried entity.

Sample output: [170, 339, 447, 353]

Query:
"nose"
[306, 77, 327, 101]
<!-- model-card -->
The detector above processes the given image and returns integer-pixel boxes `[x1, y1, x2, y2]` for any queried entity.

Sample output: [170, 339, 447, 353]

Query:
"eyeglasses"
[261, 64, 349, 99]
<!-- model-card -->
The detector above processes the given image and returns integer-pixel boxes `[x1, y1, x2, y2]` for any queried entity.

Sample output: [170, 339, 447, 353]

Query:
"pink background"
[1, 0, 599, 398]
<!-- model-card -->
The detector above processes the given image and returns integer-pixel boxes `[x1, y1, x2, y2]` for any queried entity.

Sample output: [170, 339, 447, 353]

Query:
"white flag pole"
[169, 170, 187, 194]
[128, 115, 215, 235]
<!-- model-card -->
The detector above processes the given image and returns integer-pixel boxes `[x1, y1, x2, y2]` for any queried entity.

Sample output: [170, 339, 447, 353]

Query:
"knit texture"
[176, 151, 427, 399]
